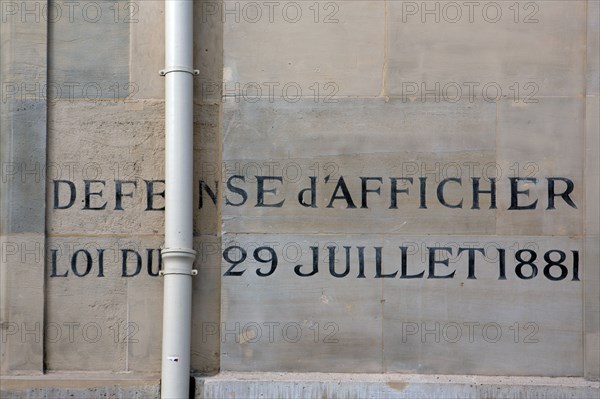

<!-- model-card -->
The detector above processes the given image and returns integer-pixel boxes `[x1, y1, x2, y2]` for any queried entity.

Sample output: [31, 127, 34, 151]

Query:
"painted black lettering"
[437, 178, 463, 208]
[225, 175, 247, 206]
[427, 247, 455, 279]
[53, 180, 76, 209]
[509, 177, 538, 210]
[115, 180, 137, 210]
[326, 176, 356, 208]
[472, 177, 496, 209]
[298, 176, 317, 208]
[145, 180, 165, 211]
[390, 177, 413, 209]
[256, 176, 285, 207]
[547, 177, 577, 209]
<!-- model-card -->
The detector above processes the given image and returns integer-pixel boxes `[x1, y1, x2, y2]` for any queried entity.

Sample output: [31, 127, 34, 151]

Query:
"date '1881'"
[223, 245, 579, 281]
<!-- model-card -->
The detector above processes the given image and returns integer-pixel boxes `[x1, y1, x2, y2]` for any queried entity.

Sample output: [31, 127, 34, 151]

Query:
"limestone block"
[387, 0, 586, 98]
[126, 235, 222, 373]
[0, 234, 45, 373]
[129, 0, 165, 100]
[47, 100, 165, 235]
[127, 236, 221, 373]
[587, 331, 600, 381]
[588, 0, 600, 96]
[194, 103, 222, 236]
[122, 236, 164, 373]
[223, 1, 384, 97]
[45, 236, 131, 371]
[496, 98, 584, 236]
[47, 100, 220, 236]
[194, 103, 221, 152]
[585, 236, 600, 380]
[223, 98, 496, 160]
[586, 96, 600, 236]
[0, 101, 47, 235]
[220, 233, 382, 372]
[191, 236, 222, 373]
[195, 0, 224, 100]
[49, 0, 130, 100]
[43, 234, 221, 372]
[130, 1, 224, 100]
[383, 235, 583, 376]
[0, 1, 47, 374]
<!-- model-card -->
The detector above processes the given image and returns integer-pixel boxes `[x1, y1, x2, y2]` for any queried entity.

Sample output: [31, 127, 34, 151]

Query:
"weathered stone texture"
[42, 0, 223, 374]
[1, 0, 598, 384]
[223, 0, 384, 97]
[1, 0, 47, 374]
[387, 0, 586, 98]
[219, 0, 597, 379]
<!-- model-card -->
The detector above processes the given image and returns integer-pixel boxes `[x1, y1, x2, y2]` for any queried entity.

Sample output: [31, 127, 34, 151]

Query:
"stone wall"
[217, 0, 598, 377]
[0, 0, 598, 382]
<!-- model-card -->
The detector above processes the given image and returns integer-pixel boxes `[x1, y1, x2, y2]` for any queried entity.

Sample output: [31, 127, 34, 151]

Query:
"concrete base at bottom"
[1, 372, 599, 399]
[196, 372, 600, 399]
[0, 373, 160, 399]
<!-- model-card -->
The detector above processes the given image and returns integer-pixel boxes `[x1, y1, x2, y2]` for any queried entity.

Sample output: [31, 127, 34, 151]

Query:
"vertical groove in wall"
[582, 0, 588, 379]
[0, 4, 13, 330]
[584, 0, 600, 381]
[42, 3, 53, 373]
[381, 0, 388, 99]
[0, 0, 48, 374]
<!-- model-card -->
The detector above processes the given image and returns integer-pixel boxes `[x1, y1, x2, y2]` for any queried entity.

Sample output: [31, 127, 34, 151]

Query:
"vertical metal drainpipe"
[160, 0, 198, 397]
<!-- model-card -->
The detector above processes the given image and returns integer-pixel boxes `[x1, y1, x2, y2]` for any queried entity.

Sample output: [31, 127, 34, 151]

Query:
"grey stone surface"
[0, 234, 45, 373]
[47, 100, 221, 236]
[588, 0, 600, 96]
[44, 236, 130, 371]
[0, 0, 47, 374]
[191, 236, 222, 373]
[0, 0, 597, 387]
[382, 235, 583, 376]
[387, 0, 586, 98]
[195, 0, 224, 103]
[496, 98, 584, 236]
[43, 0, 224, 376]
[223, 98, 496, 160]
[47, 100, 166, 235]
[223, 0, 384, 97]
[48, 0, 131, 99]
[221, 233, 382, 372]
[43, 234, 221, 372]
[586, 95, 600, 237]
[129, 1, 165, 100]
[221, 97, 500, 235]
[0, 101, 47, 234]
[131, 0, 224, 100]
[217, 1, 595, 377]
[220, 233, 584, 375]
[584, 83, 600, 382]
[585, 236, 600, 380]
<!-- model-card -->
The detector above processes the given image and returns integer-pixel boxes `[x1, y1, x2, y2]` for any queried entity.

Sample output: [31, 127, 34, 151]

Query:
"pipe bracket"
[160, 248, 198, 276]
[159, 67, 200, 76]
[159, 269, 198, 276]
